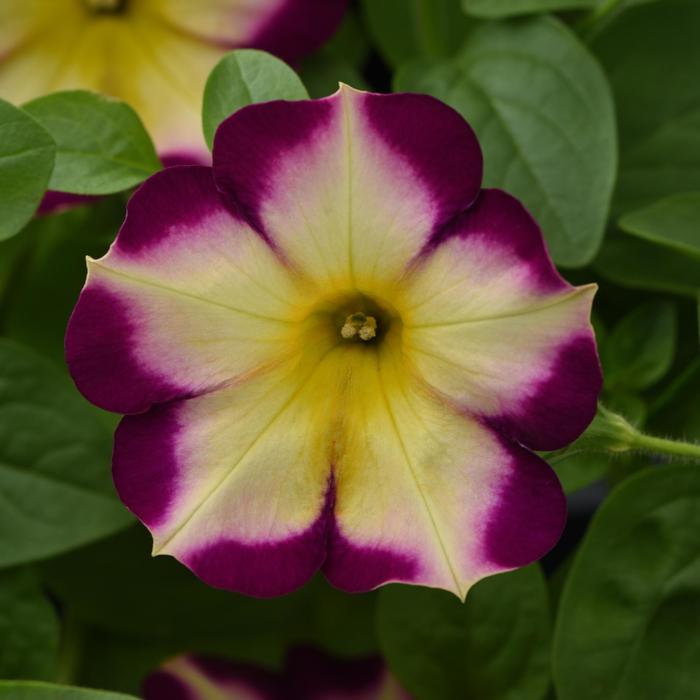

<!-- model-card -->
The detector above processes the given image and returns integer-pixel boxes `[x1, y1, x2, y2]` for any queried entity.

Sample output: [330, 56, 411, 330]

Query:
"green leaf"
[603, 302, 677, 390]
[361, 0, 472, 68]
[0, 568, 59, 680]
[377, 566, 551, 700]
[553, 465, 700, 700]
[202, 49, 308, 151]
[593, 0, 700, 214]
[396, 16, 616, 267]
[0, 98, 55, 241]
[462, 0, 595, 18]
[23, 91, 160, 195]
[0, 683, 137, 700]
[0, 339, 132, 569]
[619, 192, 700, 259]
[594, 235, 700, 297]
[4, 197, 123, 364]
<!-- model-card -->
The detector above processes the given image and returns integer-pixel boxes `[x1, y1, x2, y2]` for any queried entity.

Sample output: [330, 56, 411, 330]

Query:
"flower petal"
[213, 85, 482, 294]
[286, 648, 411, 700]
[145, 0, 348, 63]
[400, 189, 601, 451]
[66, 166, 304, 414]
[144, 651, 409, 700]
[323, 343, 566, 599]
[143, 655, 280, 699]
[113, 353, 340, 597]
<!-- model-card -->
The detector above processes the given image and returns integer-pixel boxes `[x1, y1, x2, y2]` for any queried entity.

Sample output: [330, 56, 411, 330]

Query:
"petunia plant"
[2, 2, 700, 700]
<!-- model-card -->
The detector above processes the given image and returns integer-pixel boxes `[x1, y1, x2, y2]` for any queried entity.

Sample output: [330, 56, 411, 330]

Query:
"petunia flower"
[143, 648, 411, 699]
[0, 0, 346, 162]
[65, 86, 601, 599]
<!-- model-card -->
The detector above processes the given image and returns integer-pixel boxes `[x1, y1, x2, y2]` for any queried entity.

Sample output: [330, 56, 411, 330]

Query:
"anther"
[340, 312, 377, 341]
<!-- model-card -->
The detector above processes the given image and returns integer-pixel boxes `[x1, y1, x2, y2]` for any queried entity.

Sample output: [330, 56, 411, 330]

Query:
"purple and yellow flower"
[0, 0, 346, 161]
[65, 86, 601, 599]
[143, 649, 410, 699]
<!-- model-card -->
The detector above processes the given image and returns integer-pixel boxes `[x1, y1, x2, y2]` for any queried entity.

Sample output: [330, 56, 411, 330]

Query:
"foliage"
[0, 1, 699, 698]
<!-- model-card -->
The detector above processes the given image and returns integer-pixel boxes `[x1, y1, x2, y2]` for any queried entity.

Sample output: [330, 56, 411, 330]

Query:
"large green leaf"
[594, 235, 700, 297]
[0, 683, 137, 700]
[377, 566, 550, 700]
[603, 302, 677, 391]
[553, 465, 700, 699]
[0, 339, 132, 568]
[361, 0, 472, 68]
[593, 0, 700, 214]
[0, 568, 59, 680]
[396, 16, 616, 266]
[202, 50, 308, 150]
[0, 98, 55, 241]
[462, 0, 595, 18]
[619, 192, 700, 259]
[23, 91, 160, 195]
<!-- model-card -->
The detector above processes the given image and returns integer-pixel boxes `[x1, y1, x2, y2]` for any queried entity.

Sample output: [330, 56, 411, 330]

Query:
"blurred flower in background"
[0, 0, 347, 162]
[143, 648, 411, 699]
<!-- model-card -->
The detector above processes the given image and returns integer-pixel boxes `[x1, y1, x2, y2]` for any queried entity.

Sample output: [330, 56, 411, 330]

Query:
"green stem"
[55, 610, 83, 685]
[589, 404, 700, 462]
[629, 433, 700, 461]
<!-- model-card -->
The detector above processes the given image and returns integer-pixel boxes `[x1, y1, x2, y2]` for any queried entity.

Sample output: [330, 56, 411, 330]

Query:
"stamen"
[341, 312, 377, 342]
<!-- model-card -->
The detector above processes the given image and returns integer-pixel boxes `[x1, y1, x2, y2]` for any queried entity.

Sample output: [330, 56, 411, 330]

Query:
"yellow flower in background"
[0, 0, 346, 161]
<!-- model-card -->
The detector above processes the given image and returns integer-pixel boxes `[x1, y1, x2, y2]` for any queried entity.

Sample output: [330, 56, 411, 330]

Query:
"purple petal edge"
[249, 0, 348, 64]
[213, 96, 336, 241]
[192, 656, 282, 696]
[38, 190, 98, 215]
[142, 671, 195, 700]
[114, 165, 233, 256]
[113, 402, 181, 529]
[362, 91, 483, 238]
[423, 188, 569, 293]
[487, 334, 602, 452]
[65, 284, 185, 414]
[482, 439, 567, 569]
[323, 515, 419, 593]
[179, 481, 334, 598]
[286, 647, 386, 697]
